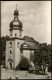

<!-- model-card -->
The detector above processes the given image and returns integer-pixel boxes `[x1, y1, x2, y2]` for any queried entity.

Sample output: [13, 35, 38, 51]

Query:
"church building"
[6, 6, 40, 69]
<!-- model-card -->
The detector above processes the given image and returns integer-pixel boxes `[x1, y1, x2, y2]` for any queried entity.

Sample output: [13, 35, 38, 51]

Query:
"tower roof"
[9, 5, 23, 31]
[14, 4, 19, 16]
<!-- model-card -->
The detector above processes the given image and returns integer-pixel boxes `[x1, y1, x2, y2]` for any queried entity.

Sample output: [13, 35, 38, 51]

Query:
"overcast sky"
[1, 1, 51, 44]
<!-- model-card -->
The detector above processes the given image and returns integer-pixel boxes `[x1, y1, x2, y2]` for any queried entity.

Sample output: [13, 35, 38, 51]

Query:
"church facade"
[6, 7, 40, 69]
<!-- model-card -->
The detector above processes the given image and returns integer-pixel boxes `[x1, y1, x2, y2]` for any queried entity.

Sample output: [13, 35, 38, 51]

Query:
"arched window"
[20, 33, 21, 37]
[10, 50, 12, 54]
[17, 42, 19, 48]
[15, 33, 17, 36]
[19, 30, 21, 33]
[11, 34, 12, 36]
[9, 50, 12, 59]
[9, 42, 12, 48]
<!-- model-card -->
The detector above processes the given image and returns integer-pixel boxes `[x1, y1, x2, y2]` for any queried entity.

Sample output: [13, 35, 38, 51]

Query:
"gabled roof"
[20, 36, 40, 50]
[23, 36, 39, 43]
[20, 41, 40, 50]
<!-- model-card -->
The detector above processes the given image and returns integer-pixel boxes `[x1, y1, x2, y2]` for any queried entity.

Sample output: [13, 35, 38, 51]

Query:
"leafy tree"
[33, 43, 51, 74]
[1, 35, 9, 66]
[33, 50, 42, 70]
[16, 56, 31, 70]
[40, 43, 51, 73]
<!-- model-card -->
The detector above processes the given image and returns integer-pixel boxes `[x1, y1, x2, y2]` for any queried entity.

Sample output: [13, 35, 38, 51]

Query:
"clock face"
[13, 22, 19, 25]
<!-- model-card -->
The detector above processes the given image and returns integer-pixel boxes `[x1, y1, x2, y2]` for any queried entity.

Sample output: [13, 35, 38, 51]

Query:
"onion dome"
[10, 18, 23, 30]
[9, 5, 23, 31]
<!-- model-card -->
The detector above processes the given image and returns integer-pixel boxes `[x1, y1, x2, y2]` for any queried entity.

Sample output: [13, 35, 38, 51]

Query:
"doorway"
[10, 62, 12, 69]
[8, 59, 13, 69]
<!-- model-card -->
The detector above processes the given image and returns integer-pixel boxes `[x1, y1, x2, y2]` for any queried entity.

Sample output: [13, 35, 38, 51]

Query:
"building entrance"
[10, 62, 12, 69]
[8, 59, 13, 69]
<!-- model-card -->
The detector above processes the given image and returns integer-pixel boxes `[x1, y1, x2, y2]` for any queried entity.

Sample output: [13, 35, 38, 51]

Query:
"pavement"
[1, 68, 51, 79]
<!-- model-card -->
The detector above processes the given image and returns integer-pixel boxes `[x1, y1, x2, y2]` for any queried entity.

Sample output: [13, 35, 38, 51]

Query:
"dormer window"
[9, 42, 12, 48]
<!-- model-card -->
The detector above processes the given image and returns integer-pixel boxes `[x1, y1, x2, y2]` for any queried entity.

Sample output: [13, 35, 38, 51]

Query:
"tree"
[33, 43, 51, 74]
[40, 43, 51, 73]
[16, 56, 31, 70]
[33, 50, 42, 70]
[1, 35, 9, 66]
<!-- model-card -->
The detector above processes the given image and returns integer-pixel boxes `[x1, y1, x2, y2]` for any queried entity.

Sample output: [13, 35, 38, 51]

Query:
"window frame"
[9, 42, 12, 48]
[17, 42, 19, 48]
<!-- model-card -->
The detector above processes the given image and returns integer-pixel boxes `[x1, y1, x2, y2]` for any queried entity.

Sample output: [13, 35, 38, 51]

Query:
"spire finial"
[16, 4, 17, 10]
[14, 4, 19, 16]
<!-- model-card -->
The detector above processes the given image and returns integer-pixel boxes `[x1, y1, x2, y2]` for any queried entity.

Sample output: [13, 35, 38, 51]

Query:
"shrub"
[48, 63, 51, 72]
[16, 56, 31, 70]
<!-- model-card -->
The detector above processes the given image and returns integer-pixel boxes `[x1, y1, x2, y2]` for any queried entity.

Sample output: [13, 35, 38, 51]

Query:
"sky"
[1, 1, 51, 44]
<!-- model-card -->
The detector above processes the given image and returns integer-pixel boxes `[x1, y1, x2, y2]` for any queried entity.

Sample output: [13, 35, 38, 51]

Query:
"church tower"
[6, 5, 23, 69]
